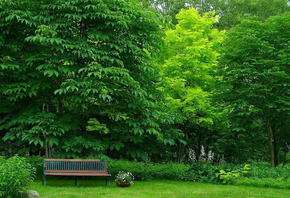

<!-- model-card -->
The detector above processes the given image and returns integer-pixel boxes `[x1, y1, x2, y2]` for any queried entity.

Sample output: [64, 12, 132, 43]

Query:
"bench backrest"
[44, 159, 108, 173]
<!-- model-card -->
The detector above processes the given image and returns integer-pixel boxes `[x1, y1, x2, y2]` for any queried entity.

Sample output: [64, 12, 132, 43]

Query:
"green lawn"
[31, 176, 290, 198]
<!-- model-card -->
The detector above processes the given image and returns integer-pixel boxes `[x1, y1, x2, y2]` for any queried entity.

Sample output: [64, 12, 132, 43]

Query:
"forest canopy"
[0, 0, 289, 166]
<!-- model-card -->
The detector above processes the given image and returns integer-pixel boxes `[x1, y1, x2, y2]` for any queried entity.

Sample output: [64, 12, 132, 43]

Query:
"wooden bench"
[43, 159, 111, 187]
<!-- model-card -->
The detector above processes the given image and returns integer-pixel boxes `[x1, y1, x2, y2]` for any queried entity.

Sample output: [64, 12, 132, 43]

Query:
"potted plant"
[115, 171, 134, 187]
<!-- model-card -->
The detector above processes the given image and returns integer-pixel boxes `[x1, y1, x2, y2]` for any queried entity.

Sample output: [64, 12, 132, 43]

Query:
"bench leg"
[43, 174, 46, 187]
[106, 176, 110, 187]
[75, 177, 79, 188]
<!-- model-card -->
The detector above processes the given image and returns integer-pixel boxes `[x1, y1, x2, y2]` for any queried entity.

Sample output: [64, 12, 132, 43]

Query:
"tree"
[215, 0, 289, 30]
[141, 0, 289, 29]
[0, 0, 169, 159]
[217, 12, 290, 166]
[157, 8, 225, 162]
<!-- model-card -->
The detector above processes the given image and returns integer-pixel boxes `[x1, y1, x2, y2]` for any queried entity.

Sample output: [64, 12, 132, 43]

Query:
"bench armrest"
[43, 159, 46, 172]
[43, 166, 46, 175]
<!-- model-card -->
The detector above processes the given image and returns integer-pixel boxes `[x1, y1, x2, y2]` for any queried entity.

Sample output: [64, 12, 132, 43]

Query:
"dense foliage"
[0, 0, 173, 160]
[142, 0, 289, 29]
[0, 156, 36, 198]
[110, 160, 290, 188]
[157, 8, 225, 163]
[22, 156, 290, 189]
[216, 12, 290, 166]
[0, 0, 289, 169]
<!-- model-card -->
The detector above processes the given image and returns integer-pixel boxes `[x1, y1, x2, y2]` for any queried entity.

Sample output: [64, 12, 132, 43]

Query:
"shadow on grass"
[41, 175, 111, 188]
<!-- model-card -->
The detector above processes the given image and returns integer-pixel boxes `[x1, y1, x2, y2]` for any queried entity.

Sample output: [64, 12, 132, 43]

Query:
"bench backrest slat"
[46, 170, 108, 173]
[45, 159, 102, 162]
[44, 159, 107, 172]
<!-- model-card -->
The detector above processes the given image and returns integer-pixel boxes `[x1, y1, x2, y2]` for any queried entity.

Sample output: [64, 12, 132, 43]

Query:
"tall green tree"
[217, 12, 290, 166]
[158, 8, 225, 162]
[0, 0, 170, 159]
[141, 0, 289, 29]
[215, 0, 289, 30]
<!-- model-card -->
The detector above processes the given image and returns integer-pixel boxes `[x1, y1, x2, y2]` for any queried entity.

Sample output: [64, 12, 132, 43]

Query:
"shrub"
[110, 160, 153, 180]
[25, 156, 44, 175]
[109, 160, 190, 181]
[109, 159, 238, 183]
[186, 162, 239, 183]
[232, 162, 290, 189]
[219, 164, 250, 184]
[0, 155, 36, 198]
[218, 162, 290, 189]
[247, 161, 290, 180]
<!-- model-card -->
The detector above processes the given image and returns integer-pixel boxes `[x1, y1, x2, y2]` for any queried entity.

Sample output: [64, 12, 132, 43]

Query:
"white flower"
[208, 150, 214, 162]
[201, 146, 205, 156]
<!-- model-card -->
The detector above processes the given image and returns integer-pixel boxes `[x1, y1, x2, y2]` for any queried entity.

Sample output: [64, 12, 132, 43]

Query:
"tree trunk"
[196, 132, 202, 162]
[58, 97, 63, 115]
[177, 122, 189, 163]
[178, 143, 185, 163]
[272, 125, 279, 166]
[282, 150, 287, 167]
[267, 123, 275, 167]
[44, 140, 49, 158]
[48, 143, 52, 158]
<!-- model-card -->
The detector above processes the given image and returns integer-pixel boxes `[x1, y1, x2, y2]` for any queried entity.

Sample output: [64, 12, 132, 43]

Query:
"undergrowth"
[24, 156, 290, 189]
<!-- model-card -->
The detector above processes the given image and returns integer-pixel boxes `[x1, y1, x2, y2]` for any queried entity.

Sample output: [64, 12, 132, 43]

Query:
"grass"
[30, 176, 290, 198]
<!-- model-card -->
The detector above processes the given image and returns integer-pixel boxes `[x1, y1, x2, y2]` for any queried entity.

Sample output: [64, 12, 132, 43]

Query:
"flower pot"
[115, 181, 131, 187]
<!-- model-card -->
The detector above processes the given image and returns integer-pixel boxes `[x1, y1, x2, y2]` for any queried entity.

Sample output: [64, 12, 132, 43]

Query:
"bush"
[187, 162, 220, 182]
[0, 156, 36, 198]
[219, 164, 250, 184]
[232, 162, 290, 189]
[109, 159, 238, 183]
[186, 162, 239, 183]
[25, 156, 44, 175]
[109, 160, 190, 181]
[247, 162, 290, 180]
[216, 162, 290, 189]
